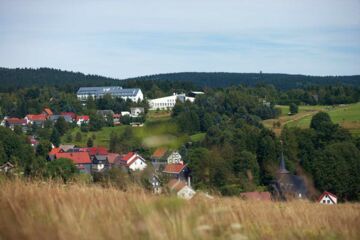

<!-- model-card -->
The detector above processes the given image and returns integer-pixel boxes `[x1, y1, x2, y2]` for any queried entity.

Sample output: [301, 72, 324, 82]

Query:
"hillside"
[1, 68, 360, 92]
[263, 103, 360, 136]
[1, 180, 359, 240]
[125, 72, 360, 89]
[0, 67, 119, 92]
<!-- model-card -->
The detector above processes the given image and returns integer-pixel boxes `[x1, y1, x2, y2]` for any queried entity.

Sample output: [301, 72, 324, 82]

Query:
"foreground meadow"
[0, 180, 359, 240]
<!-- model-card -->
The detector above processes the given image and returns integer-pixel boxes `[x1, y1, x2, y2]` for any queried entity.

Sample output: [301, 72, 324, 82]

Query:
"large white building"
[77, 86, 143, 102]
[148, 93, 195, 110]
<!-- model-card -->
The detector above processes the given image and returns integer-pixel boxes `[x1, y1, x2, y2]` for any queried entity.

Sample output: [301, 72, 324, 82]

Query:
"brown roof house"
[167, 179, 196, 200]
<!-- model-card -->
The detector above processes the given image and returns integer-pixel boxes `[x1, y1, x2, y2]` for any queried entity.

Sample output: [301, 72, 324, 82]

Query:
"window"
[323, 200, 326, 203]
[327, 200, 330, 204]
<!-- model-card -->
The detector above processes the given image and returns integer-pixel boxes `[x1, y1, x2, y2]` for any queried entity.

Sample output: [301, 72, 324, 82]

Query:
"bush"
[45, 158, 79, 183]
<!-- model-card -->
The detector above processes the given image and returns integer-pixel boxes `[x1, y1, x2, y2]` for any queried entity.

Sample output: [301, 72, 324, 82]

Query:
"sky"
[0, 0, 359, 78]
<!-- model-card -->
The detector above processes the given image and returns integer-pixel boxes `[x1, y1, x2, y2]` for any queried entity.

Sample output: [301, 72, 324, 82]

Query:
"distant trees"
[45, 158, 79, 183]
[289, 103, 298, 115]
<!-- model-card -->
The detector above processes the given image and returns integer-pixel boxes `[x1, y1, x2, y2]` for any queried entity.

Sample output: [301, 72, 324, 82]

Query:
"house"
[118, 152, 147, 171]
[107, 153, 120, 168]
[59, 144, 76, 152]
[163, 164, 189, 180]
[167, 179, 196, 200]
[60, 112, 76, 121]
[76, 115, 90, 126]
[25, 114, 47, 126]
[0, 162, 15, 173]
[130, 107, 145, 117]
[149, 174, 162, 194]
[318, 191, 337, 205]
[240, 192, 272, 201]
[92, 155, 109, 172]
[81, 147, 108, 157]
[166, 151, 183, 164]
[77, 86, 143, 102]
[54, 152, 92, 174]
[113, 114, 121, 125]
[42, 108, 53, 117]
[49, 115, 73, 123]
[48, 147, 63, 160]
[1, 117, 28, 131]
[151, 147, 168, 161]
[121, 111, 130, 116]
[272, 152, 308, 200]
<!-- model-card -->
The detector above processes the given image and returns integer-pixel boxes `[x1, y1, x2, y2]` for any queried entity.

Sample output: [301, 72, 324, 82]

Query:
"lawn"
[263, 103, 360, 136]
[62, 116, 191, 150]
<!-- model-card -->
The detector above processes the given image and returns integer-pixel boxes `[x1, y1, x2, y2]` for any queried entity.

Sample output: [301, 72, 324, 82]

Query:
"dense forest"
[1, 67, 360, 92]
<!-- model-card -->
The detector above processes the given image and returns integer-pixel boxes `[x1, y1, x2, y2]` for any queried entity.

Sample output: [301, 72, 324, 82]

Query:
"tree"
[50, 129, 60, 147]
[45, 158, 79, 183]
[289, 103, 298, 115]
[87, 138, 94, 147]
[36, 140, 52, 157]
[75, 132, 82, 142]
[89, 114, 105, 131]
[54, 116, 68, 136]
[310, 112, 332, 131]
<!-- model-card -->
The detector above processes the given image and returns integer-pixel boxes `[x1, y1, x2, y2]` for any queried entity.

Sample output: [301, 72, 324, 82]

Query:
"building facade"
[148, 93, 195, 110]
[77, 86, 143, 102]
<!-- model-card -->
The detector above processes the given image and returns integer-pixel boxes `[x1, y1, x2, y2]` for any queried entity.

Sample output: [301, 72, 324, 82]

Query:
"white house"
[318, 191, 337, 204]
[120, 152, 147, 171]
[167, 179, 196, 200]
[130, 107, 145, 117]
[167, 151, 183, 164]
[148, 93, 195, 110]
[76, 115, 90, 126]
[77, 86, 143, 102]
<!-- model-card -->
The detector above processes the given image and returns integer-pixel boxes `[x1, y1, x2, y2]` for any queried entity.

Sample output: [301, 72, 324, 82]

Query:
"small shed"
[318, 191, 337, 205]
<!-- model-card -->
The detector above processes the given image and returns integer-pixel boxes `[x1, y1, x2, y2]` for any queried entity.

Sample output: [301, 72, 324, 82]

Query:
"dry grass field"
[0, 180, 359, 240]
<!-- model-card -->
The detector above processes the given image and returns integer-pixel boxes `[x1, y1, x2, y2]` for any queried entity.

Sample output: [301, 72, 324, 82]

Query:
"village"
[0, 86, 338, 204]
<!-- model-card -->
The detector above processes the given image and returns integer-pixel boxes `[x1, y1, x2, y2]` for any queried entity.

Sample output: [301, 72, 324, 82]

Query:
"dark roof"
[77, 87, 141, 97]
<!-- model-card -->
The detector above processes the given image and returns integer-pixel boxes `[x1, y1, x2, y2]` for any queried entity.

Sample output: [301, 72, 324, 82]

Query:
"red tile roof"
[79, 147, 108, 156]
[76, 115, 89, 121]
[55, 152, 91, 164]
[107, 153, 120, 164]
[163, 164, 187, 174]
[168, 179, 188, 192]
[26, 114, 47, 121]
[151, 147, 168, 158]
[240, 192, 272, 201]
[43, 108, 53, 116]
[121, 152, 135, 161]
[49, 147, 62, 155]
[6, 118, 27, 125]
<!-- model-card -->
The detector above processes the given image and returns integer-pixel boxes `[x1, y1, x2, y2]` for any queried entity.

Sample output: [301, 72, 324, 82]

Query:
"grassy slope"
[62, 111, 204, 150]
[263, 103, 360, 136]
[1, 180, 359, 240]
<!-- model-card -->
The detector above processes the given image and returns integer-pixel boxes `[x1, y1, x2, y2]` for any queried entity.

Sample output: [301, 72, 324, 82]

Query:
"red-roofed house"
[80, 147, 108, 157]
[318, 191, 337, 204]
[167, 179, 196, 200]
[107, 153, 120, 167]
[163, 163, 189, 180]
[151, 147, 168, 161]
[61, 112, 77, 121]
[48, 147, 63, 160]
[76, 115, 90, 126]
[1, 117, 28, 131]
[118, 152, 147, 171]
[25, 114, 47, 126]
[54, 151, 92, 174]
[240, 192, 272, 201]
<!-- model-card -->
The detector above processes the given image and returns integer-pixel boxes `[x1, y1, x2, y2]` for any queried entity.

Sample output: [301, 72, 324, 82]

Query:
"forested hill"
[0, 67, 119, 92]
[1, 67, 360, 92]
[125, 72, 360, 90]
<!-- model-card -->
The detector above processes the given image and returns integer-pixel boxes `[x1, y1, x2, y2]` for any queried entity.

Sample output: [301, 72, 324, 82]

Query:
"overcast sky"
[0, 0, 359, 78]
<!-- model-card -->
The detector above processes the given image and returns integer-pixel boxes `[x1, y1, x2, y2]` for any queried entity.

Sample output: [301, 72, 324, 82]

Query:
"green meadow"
[265, 103, 360, 136]
[62, 111, 205, 149]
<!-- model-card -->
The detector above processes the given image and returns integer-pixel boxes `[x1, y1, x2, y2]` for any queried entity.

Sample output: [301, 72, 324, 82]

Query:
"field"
[263, 103, 360, 136]
[62, 111, 204, 149]
[0, 180, 359, 240]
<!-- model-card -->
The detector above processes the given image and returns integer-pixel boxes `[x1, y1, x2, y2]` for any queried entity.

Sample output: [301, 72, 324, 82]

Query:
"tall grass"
[0, 180, 359, 240]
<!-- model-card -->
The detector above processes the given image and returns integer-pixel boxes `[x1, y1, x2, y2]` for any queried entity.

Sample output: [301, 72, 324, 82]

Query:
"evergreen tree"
[54, 116, 68, 136]
[50, 129, 61, 147]
[87, 138, 94, 147]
